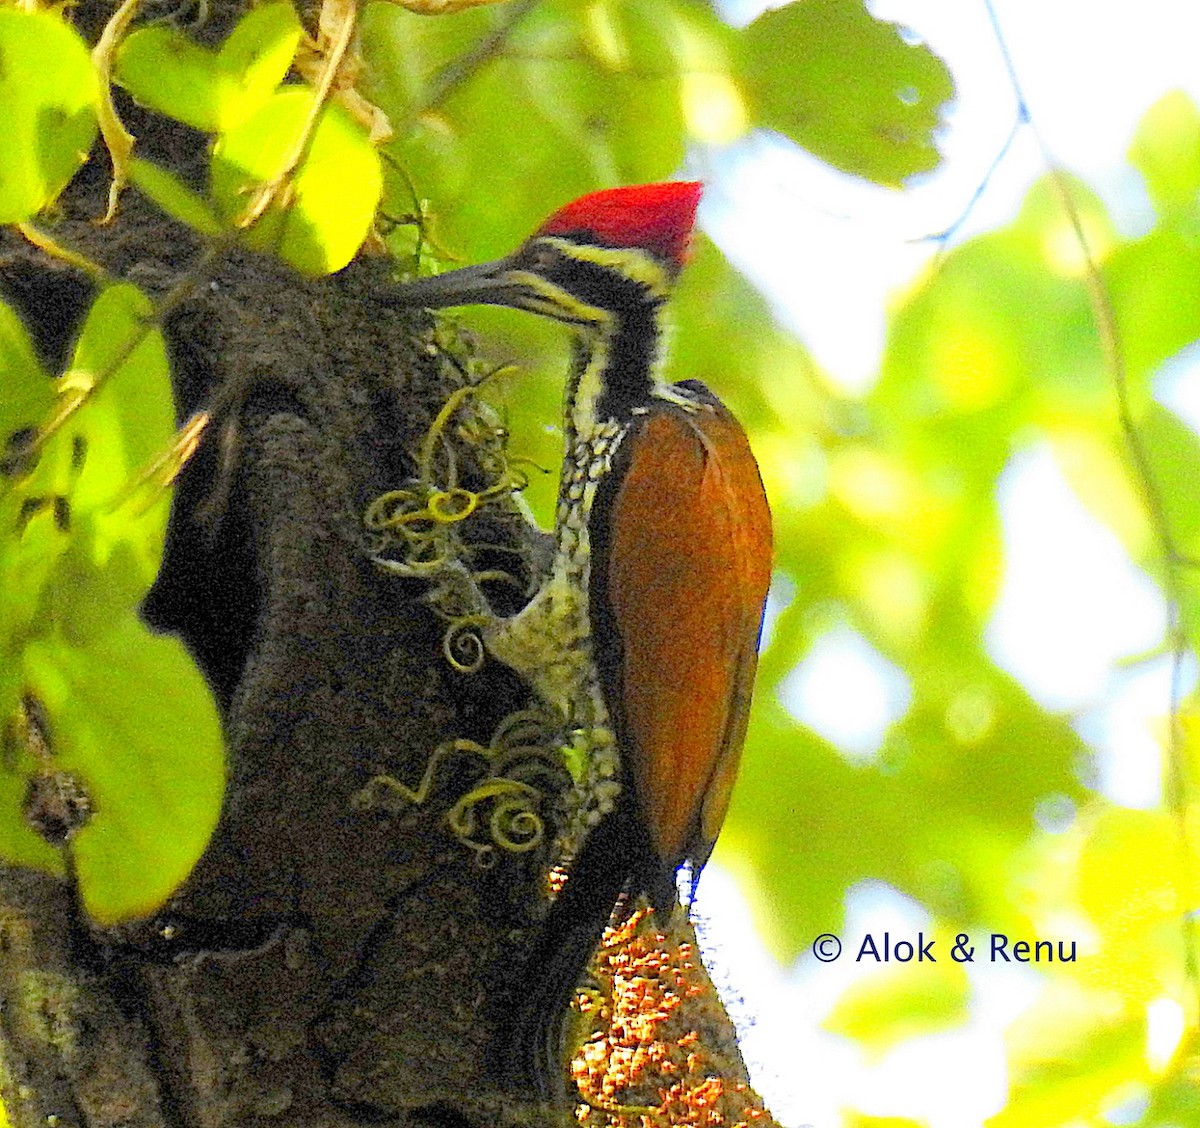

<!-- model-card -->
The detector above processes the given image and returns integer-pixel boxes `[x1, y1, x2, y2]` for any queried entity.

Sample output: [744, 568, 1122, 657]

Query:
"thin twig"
[238, 0, 358, 228]
[91, 0, 144, 223]
[922, 110, 1025, 260]
[984, 0, 1200, 1023]
[16, 224, 109, 282]
[405, 0, 540, 123]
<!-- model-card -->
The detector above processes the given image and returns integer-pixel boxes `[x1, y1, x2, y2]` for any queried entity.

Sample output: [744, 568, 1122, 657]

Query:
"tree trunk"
[0, 4, 780, 1125]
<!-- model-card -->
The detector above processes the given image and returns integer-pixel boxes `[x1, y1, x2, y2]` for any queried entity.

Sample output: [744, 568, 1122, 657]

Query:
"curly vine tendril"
[442, 617, 489, 673]
[449, 778, 545, 862]
[365, 365, 529, 597]
[352, 710, 567, 865]
[361, 370, 569, 862]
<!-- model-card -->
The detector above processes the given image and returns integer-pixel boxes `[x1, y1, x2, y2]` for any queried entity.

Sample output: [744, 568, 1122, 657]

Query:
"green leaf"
[217, 1, 304, 119]
[0, 488, 66, 669]
[736, 0, 954, 187]
[0, 297, 52, 446]
[114, 1, 301, 133]
[56, 283, 174, 579]
[2, 283, 172, 689]
[0, 8, 98, 223]
[115, 25, 230, 132]
[0, 299, 65, 662]
[211, 89, 383, 275]
[128, 157, 225, 236]
[21, 615, 224, 926]
[823, 960, 970, 1060]
[1137, 403, 1200, 561]
[360, 0, 703, 261]
[1107, 226, 1200, 392]
[1128, 91, 1200, 219]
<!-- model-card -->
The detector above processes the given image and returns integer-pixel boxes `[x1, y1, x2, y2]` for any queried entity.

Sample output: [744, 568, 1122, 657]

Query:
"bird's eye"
[529, 245, 557, 272]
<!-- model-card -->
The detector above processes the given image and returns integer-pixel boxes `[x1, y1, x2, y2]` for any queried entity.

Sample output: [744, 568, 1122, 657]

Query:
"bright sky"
[693, 3, 1200, 1125]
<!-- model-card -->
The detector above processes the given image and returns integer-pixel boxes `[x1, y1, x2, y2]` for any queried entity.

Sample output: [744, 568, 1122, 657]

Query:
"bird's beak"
[381, 257, 531, 312]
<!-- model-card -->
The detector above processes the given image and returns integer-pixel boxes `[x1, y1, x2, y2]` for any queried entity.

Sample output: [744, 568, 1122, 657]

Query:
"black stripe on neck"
[547, 255, 665, 419]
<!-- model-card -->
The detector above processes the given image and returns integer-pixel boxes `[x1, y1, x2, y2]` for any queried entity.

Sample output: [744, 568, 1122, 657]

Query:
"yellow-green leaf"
[115, 25, 232, 132]
[129, 157, 225, 237]
[1073, 808, 1188, 1004]
[0, 9, 98, 222]
[211, 89, 383, 275]
[1137, 403, 1200, 561]
[0, 297, 51, 445]
[824, 959, 970, 1060]
[1128, 90, 1200, 218]
[22, 615, 224, 926]
[115, 1, 301, 133]
[218, 1, 304, 122]
[50, 283, 174, 580]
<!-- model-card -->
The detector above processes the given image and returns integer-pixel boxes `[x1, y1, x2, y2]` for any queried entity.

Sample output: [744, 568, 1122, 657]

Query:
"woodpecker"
[383, 182, 773, 1098]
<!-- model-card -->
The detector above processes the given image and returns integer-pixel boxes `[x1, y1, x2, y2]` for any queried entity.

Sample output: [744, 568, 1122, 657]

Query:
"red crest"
[536, 181, 703, 270]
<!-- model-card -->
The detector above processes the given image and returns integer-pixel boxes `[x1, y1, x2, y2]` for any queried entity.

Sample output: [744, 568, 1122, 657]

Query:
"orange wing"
[599, 391, 773, 882]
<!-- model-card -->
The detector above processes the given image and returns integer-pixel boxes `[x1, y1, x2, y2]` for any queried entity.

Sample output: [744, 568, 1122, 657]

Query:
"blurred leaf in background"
[360, 0, 954, 261]
[4, 0, 1200, 1122]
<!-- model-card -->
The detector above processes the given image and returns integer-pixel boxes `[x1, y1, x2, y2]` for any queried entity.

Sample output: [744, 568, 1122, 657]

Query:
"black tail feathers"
[496, 811, 633, 1103]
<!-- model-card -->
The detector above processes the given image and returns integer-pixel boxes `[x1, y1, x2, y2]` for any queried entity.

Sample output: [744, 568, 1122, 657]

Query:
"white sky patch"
[778, 626, 911, 758]
[1154, 339, 1200, 434]
[692, 865, 844, 1128]
[759, 571, 796, 653]
[701, 144, 905, 394]
[1146, 996, 1187, 1071]
[695, 874, 1043, 1128]
[986, 445, 1165, 712]
[1073, 657, 1194, 810]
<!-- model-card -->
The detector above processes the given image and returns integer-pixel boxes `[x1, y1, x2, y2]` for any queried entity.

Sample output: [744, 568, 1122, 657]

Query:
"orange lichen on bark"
[570, 909, 771, 1128]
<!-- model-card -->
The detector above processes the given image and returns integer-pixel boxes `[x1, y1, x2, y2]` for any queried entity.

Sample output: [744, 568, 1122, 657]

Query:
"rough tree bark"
[0, 3, 781, 1125]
